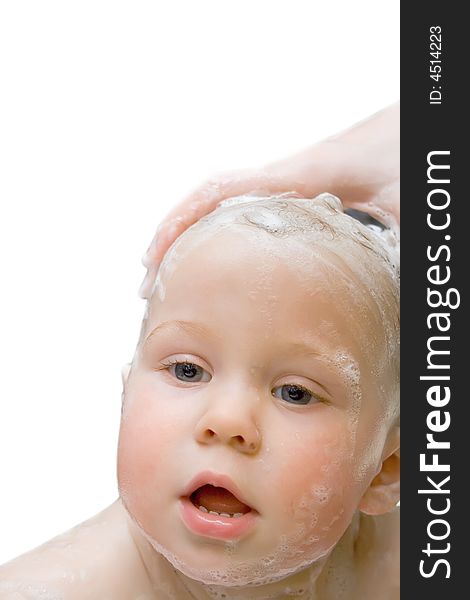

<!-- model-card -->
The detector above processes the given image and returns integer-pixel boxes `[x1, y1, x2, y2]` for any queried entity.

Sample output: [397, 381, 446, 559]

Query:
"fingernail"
[141, 253, 150, 268]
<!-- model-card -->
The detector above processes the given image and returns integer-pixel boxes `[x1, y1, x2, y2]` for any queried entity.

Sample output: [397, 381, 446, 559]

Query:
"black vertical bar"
[401, 2, 466, 597]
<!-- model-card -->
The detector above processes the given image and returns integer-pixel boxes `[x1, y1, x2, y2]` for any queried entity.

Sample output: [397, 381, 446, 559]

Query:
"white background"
[0, 0, 399, 564]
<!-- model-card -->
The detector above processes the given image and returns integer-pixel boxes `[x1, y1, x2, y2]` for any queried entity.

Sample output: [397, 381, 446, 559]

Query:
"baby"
[0, 193, 400, 599]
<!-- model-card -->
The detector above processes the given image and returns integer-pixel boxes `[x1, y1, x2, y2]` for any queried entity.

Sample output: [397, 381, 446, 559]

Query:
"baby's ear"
[121, 363, 132, 388]
[358, 428, 400, 516]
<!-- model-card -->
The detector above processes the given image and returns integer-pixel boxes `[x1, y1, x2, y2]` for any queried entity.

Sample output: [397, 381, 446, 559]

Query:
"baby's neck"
[175, 559, 330, 600]
[128, 512, 362, 600]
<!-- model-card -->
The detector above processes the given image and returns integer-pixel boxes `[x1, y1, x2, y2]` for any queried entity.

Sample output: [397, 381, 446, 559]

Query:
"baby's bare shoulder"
[0, 500, 154, 600]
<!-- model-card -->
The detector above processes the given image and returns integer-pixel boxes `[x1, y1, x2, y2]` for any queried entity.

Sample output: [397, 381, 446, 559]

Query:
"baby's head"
[117, 193, 400, 588]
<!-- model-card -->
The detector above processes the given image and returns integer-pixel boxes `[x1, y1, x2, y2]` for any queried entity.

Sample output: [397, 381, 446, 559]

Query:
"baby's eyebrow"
[143, 319, 220, 348]
[286, 342, 324, 359]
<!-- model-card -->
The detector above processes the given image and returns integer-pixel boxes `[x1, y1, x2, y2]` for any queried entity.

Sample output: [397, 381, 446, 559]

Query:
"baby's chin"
[136, 518, 335, 588]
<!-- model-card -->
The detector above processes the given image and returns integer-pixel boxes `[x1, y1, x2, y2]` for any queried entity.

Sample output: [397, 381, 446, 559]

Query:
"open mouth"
[190, 484, 253, 519]
[179, 471, 259, 540]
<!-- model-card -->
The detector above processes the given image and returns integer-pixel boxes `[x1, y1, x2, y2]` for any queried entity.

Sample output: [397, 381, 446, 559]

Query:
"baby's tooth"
[197, 506, 243, 518]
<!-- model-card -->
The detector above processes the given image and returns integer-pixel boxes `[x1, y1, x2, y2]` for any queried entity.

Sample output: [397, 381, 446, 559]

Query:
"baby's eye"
[166, 361, 211, 383]
[272, 384, 318, 405]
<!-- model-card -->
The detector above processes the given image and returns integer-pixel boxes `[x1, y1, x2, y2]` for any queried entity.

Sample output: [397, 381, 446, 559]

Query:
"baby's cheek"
[117, 378, 183, 516]
[271, 418, 361, 556]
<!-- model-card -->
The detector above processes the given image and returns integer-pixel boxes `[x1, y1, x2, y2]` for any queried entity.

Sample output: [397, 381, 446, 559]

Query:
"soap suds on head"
[150, 192, 399, 294]
[213, 192, 342, 240]
[141, 192, 399, 314]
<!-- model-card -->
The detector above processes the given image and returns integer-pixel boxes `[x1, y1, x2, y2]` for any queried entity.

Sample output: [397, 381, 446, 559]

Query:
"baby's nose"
[194, 401, 261, 455]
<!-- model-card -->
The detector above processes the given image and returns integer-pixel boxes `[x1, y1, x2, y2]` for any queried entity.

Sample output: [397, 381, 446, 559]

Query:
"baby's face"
[117, 228, 397, 586]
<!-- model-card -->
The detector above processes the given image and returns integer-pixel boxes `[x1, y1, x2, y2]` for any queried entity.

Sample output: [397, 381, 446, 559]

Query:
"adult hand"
[140, 103, 399, 299]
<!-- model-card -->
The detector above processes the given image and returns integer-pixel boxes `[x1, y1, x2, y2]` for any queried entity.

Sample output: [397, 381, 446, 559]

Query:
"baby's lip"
[181, 470, 258, 513]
